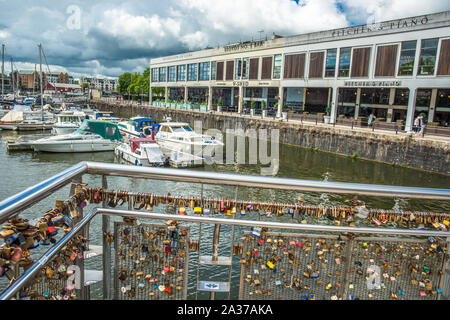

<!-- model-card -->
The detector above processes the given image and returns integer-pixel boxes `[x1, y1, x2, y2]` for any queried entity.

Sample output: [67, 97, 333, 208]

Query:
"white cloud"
[1, 0, 449, 78]
[340, 0, 450, 24]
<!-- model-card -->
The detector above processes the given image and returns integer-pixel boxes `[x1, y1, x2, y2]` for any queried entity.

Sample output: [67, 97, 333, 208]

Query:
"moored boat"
[117, 117, 157, 139]
[115, 137, 167, 167]
[155, 121, 223, 160]
[30, 120, 123, 153]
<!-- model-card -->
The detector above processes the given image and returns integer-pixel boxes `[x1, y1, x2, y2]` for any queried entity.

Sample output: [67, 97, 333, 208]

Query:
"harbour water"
[0, 129, 449, 299]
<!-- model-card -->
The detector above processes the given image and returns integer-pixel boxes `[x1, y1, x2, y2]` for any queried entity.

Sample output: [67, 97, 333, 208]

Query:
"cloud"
[0, 0, 448, 78]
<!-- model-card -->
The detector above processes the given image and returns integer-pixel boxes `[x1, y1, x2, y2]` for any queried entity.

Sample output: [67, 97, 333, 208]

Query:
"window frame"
[324, 48, 337, 78]
[397, 40, 417, 77]
[168, 66, 176, 82]
[417, 38, 439, 77]
[337, 47, 352, 78]
[199, 62, 210, 81]
[187, 63, 198, 82]
[273, 54, 282, 79]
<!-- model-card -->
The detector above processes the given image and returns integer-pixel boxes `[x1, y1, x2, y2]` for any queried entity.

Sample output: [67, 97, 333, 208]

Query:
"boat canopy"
[130, 118, 155, 132]
[130, 137, 154, 153]
[77, 120, 123, 141]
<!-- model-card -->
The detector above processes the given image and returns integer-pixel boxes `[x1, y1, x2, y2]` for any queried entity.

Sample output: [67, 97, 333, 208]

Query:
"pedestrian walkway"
[93, 99, 450, 145]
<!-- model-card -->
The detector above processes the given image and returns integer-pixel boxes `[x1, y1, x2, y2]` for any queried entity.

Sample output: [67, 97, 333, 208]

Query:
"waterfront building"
[150, 11, 450, 131]
[80, 76, 118, 93]
[44, 82, 82, 93]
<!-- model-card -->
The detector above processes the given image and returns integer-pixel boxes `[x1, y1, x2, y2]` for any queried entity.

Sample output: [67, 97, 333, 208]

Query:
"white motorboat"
[115, 137, 167, 167]
[117, 117, 157, 139]
[52, 111, 87, 135]
[155, 122, 223, 160]
[30, 120, 123, 153]
[0, 110, 55, 131]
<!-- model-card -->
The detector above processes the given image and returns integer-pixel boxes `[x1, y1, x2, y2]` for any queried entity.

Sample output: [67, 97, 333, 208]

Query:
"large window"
[360, 88, 390, 105]
[211, 61, 217, 80]
[187, 63, 198, 81]
[393, 88, 409, 105]
[151, 68, 158, 82]
[242, 58, 249, 79]
[398, 41, 417, 76]
[325, 49, 337, 77]
[273, 54, 282, 79]
[199, 62, 210, 81]
[338, 47, 351, 77]
[418, 38, 439, 76]
[177, 65, 186, 81]
[168, 66, 176, 82]
[158, 67, 166, 82]
[235, 59, 242, 80]
[415, 89, 432, 107]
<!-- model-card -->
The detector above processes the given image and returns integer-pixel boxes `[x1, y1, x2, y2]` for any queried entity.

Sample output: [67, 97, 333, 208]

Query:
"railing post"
[439, 237, 450, 300]
[102, 175, 111, 300]
[209, 223, 221, 300]
[69, 177, 87, 300]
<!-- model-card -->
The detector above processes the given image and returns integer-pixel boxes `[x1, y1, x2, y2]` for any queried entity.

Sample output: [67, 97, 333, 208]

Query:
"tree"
[82, 83, 89, 90]
[118, 72, 132, 95]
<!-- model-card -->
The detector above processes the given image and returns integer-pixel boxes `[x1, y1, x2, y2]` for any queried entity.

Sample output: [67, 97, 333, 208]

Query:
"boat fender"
[135, 159, 138, 166]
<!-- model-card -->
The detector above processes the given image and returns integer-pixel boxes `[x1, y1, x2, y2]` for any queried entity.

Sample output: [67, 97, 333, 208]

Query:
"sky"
[0, 0, 449, 79]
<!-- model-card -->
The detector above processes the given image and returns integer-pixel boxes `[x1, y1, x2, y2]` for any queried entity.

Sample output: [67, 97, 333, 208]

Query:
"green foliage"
[217, 97, 223, 106]
[262, 100, 267, 110]
[250, 100, 256, 109]
[118, 72, 132, 95]
[118, 67, 151, 96]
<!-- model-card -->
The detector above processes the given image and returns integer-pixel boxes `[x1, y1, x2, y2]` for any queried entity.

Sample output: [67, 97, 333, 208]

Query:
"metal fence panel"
[113, 222, 190, 300]
[239, 232, 447, 300]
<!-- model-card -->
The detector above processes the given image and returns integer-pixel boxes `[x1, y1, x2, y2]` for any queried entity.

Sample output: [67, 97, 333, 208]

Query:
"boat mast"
[1, 44, 4, 100]
[33, 64, 36, 96]
[39, 44, 43, 117]
[10, 58, 15, 100]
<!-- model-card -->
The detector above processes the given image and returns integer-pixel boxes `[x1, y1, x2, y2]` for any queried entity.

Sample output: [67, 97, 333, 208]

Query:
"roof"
[47, 83, 81, 89]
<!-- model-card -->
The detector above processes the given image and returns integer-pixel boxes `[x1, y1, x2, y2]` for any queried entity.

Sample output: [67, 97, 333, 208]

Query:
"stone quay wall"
[91, 101, 450, 175]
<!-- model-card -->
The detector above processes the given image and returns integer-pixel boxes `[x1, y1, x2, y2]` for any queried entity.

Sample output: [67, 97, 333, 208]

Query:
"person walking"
[368, 113, 376, 127]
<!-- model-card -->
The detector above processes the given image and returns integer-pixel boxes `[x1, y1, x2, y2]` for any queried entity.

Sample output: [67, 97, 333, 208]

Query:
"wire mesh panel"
[238, 232, 348, 300]
[113, 222, 190, 300]
[19, 235, 88, 300]
[344, 237, 447, 300]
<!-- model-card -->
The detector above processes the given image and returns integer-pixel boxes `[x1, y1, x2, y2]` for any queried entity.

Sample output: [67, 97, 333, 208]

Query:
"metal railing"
[0, 161, 449, 300]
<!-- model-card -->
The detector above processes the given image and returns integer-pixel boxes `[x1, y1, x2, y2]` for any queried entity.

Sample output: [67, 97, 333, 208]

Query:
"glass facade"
[158, 67, 166, 82]
[235, 59, 242, 80]
[418, 38, 439, 75]
[187, 63, 198, 81]
[325, 49, 337, 77]
[415, 89, 432, 107]
[151, 68, 158, 82]
[177, 65, 186, 81]
[398, 41, 417, 76]
[338, 47, 351, 77]
[199, 62, 210, 81]
[211, 61, 217, 80]
[360, 88, 390, 105]
[273, 54, 282, 79]
[168, 66, 176, 82]
[393, 88, 409, 105]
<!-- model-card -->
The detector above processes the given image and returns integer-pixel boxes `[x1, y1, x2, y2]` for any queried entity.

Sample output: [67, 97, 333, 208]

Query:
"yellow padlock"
[193, 207, 202, 214]
[267, 261, 275, 269]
